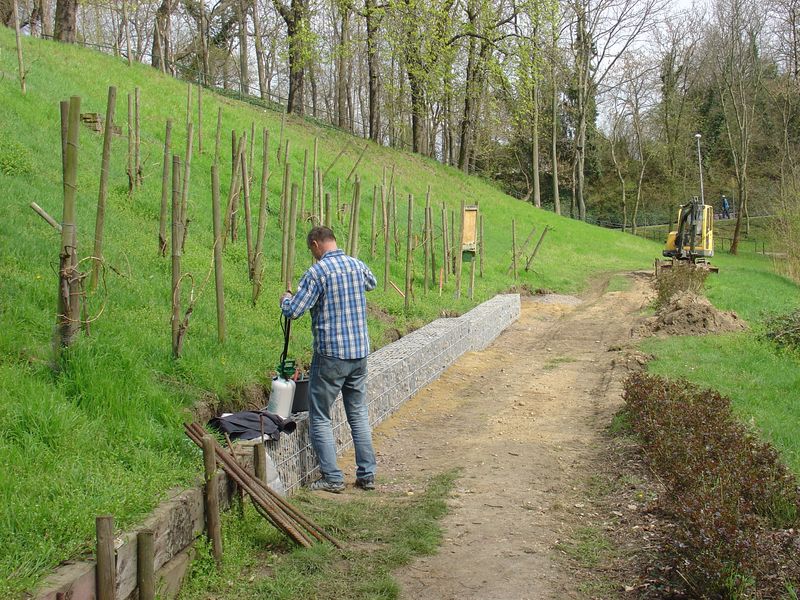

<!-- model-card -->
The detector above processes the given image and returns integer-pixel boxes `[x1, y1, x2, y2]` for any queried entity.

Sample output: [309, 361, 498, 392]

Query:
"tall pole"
[695, 133, 704, 204]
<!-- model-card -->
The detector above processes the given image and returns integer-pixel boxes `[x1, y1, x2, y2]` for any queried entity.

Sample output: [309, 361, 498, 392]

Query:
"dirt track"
[348, 273, 653, 599]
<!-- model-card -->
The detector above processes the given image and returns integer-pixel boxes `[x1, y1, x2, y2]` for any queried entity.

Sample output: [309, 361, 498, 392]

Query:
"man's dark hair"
[307, 226, 336, 247]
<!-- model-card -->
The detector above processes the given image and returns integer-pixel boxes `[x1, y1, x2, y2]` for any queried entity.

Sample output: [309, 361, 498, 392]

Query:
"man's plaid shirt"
[281, 249, 377, 359]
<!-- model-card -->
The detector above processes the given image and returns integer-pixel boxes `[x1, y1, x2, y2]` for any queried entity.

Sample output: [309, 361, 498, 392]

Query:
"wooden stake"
[383, 185, 390, 292]
[214, 107, 222, 165]
[345, 143, 368, 184]
[30, 202, 62, 232]
[248, 121, 255, 183]
[126, 94, 133, 192]
[158, 120, 172, 257]
[13, 0, 26, 94]
[180, 122, 194, 250]
[300, 149, 308, 221]
[90, 86, 117, 292]
[336, 178, 341, 222]
[323, 142, 351, 180]
[525, 225, 550, 271]
[324, 191, 332, 228]
[511, 218, 518, 281]
[350, 178, 362, 258]
[54, 96, 81, 359]
[277, 109, 286, 163]
[241, 146, 254, 278]
[441, 203, 449, 284]
[286, 183, 300, 290]
[137, 529, 155, 600]
[280, 163, 292, 283]
[95, 516, 115, 600]
[454, 200, 464, 299]
[171, 155, 183, 358]
[197, 81, 203, 155]
[202, 436, 223, 567]
[280, 140, 291, 227]
[186, 82, 192, 132]
[370, 185, 378, 257]
[224, 135, 245, 244]
[428, 205, 436, 290]
[134, 87, 141, 187]
[312, 137, 318, 215]
[253, 443, 267, 483]
[405, 194, 413, 310]
[60, 100, 69, 190]
[479, 214, 485, 278]
[392, 186, 399, 257]
[252, 129, 269, 306]
[423, 186, 431, 293]
[450, 209, 456, 268]
[211, 165, 226, 343]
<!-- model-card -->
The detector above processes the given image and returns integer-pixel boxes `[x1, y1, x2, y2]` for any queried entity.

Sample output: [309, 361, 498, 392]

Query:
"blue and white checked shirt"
[281, 249, 377, 359]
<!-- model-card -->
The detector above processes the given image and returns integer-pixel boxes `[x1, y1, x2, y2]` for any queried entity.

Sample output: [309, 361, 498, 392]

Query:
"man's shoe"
[309, 478, 345, 493]
[354, 477, 375, 491]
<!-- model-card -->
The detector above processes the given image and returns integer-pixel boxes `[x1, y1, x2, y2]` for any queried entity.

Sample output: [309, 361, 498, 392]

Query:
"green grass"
[178, 471, 458, 600]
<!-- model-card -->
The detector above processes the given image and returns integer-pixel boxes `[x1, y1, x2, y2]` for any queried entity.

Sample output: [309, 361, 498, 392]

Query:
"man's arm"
[281, 272, 320, 319]
[362, 263, 377, 292]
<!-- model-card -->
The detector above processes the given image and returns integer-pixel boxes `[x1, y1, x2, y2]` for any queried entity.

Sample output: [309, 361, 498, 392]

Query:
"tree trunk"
[275, 0, 308, 115]
[337, 3, 350, 129]
[238, 0, 250, 95]
[152, 0, 172, 71]
[252, 0, 268, 99]
[365, 0, 381, 142]
[54, 0, 78, 43]
[531, 77, 540, 208]
[458, 32, 478, 172]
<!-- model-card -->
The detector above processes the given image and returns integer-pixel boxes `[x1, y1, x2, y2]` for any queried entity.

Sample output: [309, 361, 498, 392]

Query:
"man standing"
[721, 194, 731, 219]
[280, 226, 378, 492]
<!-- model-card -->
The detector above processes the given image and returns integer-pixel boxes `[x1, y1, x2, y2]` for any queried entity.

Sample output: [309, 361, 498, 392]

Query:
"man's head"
[307, 226, 338, 260]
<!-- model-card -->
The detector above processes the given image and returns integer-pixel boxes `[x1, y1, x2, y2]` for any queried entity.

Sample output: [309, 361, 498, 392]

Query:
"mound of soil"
[647, 291, 748, 336]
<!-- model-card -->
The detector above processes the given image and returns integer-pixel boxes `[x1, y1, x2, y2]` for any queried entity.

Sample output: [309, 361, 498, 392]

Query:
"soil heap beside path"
[647, 291, 748, 336]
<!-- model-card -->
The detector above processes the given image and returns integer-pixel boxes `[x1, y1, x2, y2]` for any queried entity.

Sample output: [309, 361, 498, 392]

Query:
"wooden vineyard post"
[280, 140, 291, 227]
[428, 204, 436, 291]
[252, 129, 269, 306]
[423, 186, 431, 294]
[180, 122, 194, 250]
[525, 225, 550, 271]
[450, 210, 456, 268]
[405, 194, 413, 310]
[230, 131, 247, 243]
[134, 87, 141, 188]
[350, 177, 362, 258]
[392, 186, 399, 257]
[13, 0, 26, 94]
[511, 219, 518, 281]
[214, 107, 222, 165]
[211, 165, 226, 342]
[300, 149, 309, 221]
[126, 94, 134, 192]
[224, 136, 245, 245]
[312, 137, 319, 218]
[171, 155, 184, 358]
[370, 185, 378, 258]
[60, 101, 69, 188]
[54, 96, 82, 361]
[285, 183, 299, 290]
[202, 436, 223, 567]
[158, 120, 172, 256]
[479, 214, 485, 278]
[90, 86, 117, 292]
[253, 443, 268, 483]
[197, 80, 203, 155]
[96, 516, 115, 600]
[231, 130, 237, 172]
[248, 122, 255, 183]
[280, 163, 292, 284]
[441, 203, 449, 284]
[240, 147, 254, 278]
[454, 200, 465, 300]
[324, 192, 332, 228]
[383, 185, 390, 292]
[186, 82, 192, 132]
[137, 529, 155, 600]
[277, 109, 286, 163]
[336, 178, 341, 222]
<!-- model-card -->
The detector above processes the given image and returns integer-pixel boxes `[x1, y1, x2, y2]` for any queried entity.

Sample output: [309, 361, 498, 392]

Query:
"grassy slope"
[0, 30, 662, 596]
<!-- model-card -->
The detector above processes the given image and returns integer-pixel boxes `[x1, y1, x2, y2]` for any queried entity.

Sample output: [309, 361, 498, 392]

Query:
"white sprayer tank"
[268, 376, 296, 418]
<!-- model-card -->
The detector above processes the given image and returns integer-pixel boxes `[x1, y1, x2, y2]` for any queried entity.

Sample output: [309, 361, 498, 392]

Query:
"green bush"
[764, 309, 800, 353]
[623, 372, 800, 597]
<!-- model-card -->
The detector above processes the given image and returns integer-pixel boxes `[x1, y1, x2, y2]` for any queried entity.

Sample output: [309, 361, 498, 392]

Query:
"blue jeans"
[308, 353, 377, 484]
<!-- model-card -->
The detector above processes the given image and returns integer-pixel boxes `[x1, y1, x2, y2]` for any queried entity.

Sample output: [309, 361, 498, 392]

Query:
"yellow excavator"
[657, 196, 718, 273]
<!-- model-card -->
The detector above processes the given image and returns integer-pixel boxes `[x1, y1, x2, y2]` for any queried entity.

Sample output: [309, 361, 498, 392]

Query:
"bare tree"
[54, 0, 78, 42]
[273, 0, 310, 114]
[711, 0, 765, 253]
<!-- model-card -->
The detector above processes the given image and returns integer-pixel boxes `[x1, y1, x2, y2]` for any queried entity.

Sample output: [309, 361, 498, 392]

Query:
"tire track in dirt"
[339, 273, 652, 599]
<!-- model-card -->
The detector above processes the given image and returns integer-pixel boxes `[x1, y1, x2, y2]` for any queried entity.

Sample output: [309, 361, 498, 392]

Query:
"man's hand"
[280, 291, 293, 306]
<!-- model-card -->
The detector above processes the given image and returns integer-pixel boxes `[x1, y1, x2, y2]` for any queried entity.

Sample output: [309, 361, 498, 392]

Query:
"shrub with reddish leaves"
[624, 372, 800, 597]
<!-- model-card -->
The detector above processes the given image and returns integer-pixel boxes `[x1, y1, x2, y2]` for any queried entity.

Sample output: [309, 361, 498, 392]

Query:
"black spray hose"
[280, 312, 292, 366]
